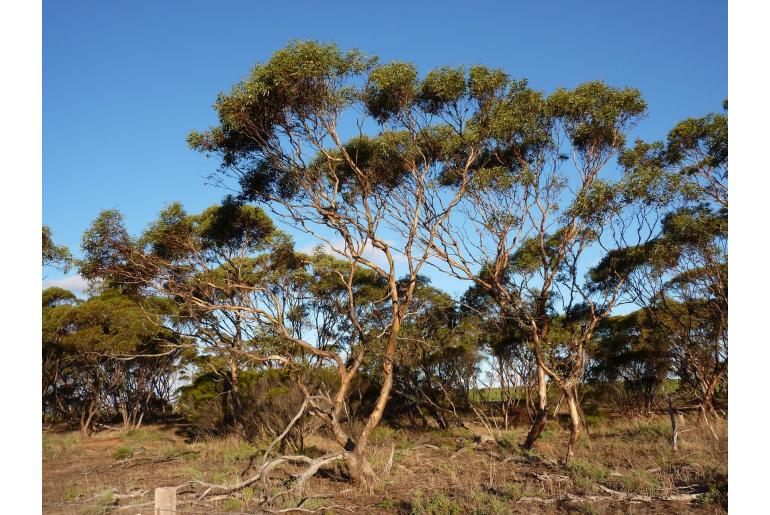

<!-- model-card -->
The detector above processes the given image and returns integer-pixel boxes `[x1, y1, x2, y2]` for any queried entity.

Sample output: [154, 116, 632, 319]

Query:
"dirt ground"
[42, 414, 727, 514]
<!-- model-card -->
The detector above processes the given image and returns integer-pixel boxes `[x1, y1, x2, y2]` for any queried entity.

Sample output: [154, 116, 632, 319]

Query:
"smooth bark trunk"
[565, 389, 582, 463]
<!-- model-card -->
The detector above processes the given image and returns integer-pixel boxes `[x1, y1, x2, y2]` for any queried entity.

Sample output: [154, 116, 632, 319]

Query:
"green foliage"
[43, 287, 77, 308]
[42, 225, 72, 271]
[221, 497, 243, 511]
[143, 199, 277, 260]
[547, 81, 646, 153]
[419, 66, 466, 113]
[376, 498, 396, 510]
[365, 61, 419, 122]
[616, 468, 661, 494]
[697, 472, 727, 509]
[667, 110, 727, 172]
[620, 423, 669, 442]
[587, 311, 671, 410]
[112, 446, 133, 460]
[79, 209, 136, 293]
[42, 285, 184, 429]
[410, 490, 461, 515]
[177, 367, 340, 441]
[325, 132, 414, 191]
[567, 459, 610, 483]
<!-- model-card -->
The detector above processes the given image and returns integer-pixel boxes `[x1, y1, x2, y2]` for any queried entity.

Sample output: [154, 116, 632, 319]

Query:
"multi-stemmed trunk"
[79, 399, 98, 436]
[698, 365, 725, 440]
[564, 384, 582, 462]
[525, 326, 591, 462]
[119, 403, 145, 431]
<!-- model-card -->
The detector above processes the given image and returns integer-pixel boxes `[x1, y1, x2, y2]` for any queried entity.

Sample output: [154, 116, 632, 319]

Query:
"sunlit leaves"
[418, 66, 466, 114]
[548, 81, 646, 154]
[363, 61, 419, 123]
[43, 226, 72, 272]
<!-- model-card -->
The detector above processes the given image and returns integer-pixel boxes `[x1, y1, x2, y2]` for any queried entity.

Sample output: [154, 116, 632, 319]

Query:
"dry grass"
[42, 413, 726, 514]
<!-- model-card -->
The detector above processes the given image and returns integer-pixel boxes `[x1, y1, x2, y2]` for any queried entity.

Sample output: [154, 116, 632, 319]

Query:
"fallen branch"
[449, 446, 470, 460]
[596, 484, 700, 502]
[176, 451, 348, 499]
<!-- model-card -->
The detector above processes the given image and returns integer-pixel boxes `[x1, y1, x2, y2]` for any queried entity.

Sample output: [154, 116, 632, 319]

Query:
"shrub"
[112, 446, 133, 460]
[697, 472, 727, 509]
[177, 367, 340, 447]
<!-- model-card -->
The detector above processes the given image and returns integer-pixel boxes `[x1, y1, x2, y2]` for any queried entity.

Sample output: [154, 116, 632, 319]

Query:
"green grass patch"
[241, 486, 255, 504]
[221, 440, 258, 464]
[568, 458, 610, 483]
[469, 490, 510, 514]
[410, 490, 461, 515]
[621, 423, 669, 442]
[42, 433, 82, 460]
[370, 425, 398, 444]
[63, 481, 81, 501]
[180, 464, 204, 480]
[614, 468, 661, 494]
[221, 497, 243, 511]
[376, 498, 396, 510]
[121, 427, 166, 444]
[497, 431, 519, 451]
[112, 446, 134, 460]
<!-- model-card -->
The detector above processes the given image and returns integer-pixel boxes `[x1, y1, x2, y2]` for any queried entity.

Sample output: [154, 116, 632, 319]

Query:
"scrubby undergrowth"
[43, 411, 726, 514]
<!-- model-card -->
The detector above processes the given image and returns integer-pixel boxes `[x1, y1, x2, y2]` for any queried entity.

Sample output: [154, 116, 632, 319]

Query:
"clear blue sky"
[43, 0, 727, 295]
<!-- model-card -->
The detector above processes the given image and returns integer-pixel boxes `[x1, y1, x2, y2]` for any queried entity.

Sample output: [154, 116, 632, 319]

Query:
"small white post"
[154, 487, 176, 515]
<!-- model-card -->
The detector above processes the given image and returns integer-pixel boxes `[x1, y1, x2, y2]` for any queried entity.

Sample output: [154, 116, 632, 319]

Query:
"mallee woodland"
[42, 42, 727, 514]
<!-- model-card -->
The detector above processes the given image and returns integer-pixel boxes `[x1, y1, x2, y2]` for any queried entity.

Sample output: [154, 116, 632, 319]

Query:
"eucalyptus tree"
[425, 78, 681, 459]
[42, 225, 72, 272]
[142, 200, 289, 433]
[610, 104, 727, 429]
[587, 309, 671, 412]
[461, 282, 537, 428]
[42, 287, 183, 433]
[42, 287, 80, 422]
[81, 201, 302, 433]
[187, 41, 526, 482]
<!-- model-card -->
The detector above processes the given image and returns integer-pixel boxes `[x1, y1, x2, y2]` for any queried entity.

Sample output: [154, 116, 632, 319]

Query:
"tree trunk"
[344, 449, 376, 486]
[221, 357, 242, 434]
[523, 365, 548, 449]
[667, 395, 679, 451]
[574, 384, 590, 436]
[80, 400, 97, 436]
[700, 370, 723, 419]
[700, 404, 719, 440]
[341, 318, 401, 485]
[229, 372, 242, 430]
[120, 404, 129, 431]
[565, 388, 582, 463]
